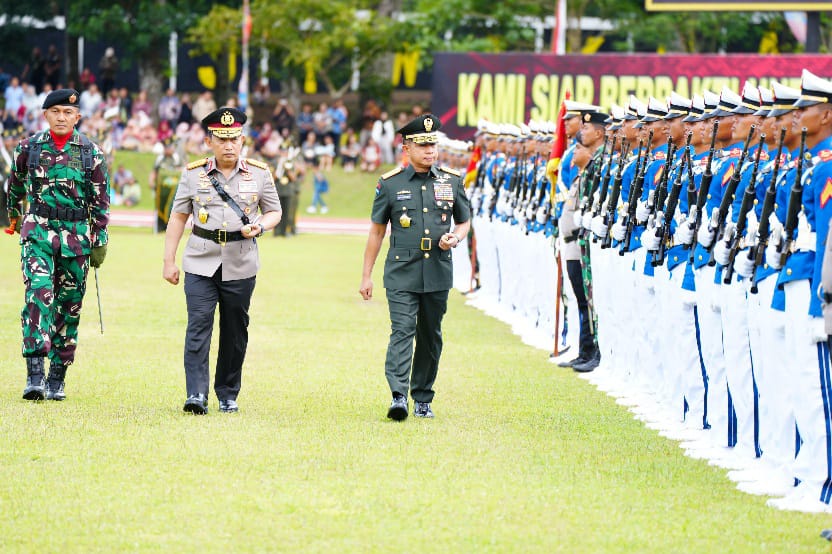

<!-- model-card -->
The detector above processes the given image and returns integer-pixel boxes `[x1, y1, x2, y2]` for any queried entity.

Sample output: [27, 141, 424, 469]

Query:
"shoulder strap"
[208, 174, 251, 226]
[78, 133, 94, 182]
[26, 133, 44, 196]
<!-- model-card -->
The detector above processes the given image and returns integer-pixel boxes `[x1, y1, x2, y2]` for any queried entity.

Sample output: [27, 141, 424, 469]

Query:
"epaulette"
[381, 166, 403, 180]
[440, 166, 462, 177]
[187, 158, 209, 170]
[246, 158, 270, 170]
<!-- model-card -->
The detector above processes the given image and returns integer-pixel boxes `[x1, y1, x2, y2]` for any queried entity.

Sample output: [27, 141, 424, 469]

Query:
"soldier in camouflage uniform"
[359, 114, 471, 420]
[6, 89, 110, 401]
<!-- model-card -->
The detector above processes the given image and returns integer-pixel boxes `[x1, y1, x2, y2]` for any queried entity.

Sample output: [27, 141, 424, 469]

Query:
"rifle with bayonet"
[619, 129, 653, 254]
[748, 127, 787, 294]
[687, 121, 720, 262]
[777, 127, 808, 268]
[706, 125, 756, 266]
[601, 140, 632, 249]
[652, 133, 692, 267]
[590, 136, 618, 243]
[722, 133, 765, 283]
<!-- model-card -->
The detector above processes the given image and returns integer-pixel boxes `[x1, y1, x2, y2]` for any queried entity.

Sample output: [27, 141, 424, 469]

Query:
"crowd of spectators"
[1, 46, 427, 209]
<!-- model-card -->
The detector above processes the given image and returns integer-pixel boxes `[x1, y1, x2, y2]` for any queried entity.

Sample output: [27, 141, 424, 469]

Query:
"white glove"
[591, 215, 608, 238]
[713, 224, 734, 266]
[641, 225, 656, 251]
[810, 316, 828, 344]
[643, 225, 662, 251]
[745, 211, 759, 246]
[535, 205, 548, 224]
[635, 199, 650, 223]
[612, 219, 627, 242]
[674, 209, 696, 246]
[765, 224, 784, 269]
[582, 211, 593, 230]
[573, 210, 583, 228]
[697, 208, 718, 248]
[734, 250, 756, 278]
[794, 211, 815, 251]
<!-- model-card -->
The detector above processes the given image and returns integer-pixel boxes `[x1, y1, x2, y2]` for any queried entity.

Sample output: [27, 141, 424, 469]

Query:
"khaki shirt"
[172, 157, 282, 281]
[372, 164, 471, 293]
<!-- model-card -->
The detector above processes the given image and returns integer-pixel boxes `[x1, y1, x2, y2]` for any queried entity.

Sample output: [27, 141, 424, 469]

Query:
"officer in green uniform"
[6, 88, 110, 401]
[359, 114, 472, 420]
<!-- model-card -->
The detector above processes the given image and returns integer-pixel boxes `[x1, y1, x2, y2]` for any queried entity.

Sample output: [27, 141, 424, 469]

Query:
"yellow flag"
[581, 36, 605, 54]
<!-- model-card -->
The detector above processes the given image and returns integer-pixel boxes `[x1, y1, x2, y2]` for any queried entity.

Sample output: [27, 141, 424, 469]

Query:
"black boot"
[23, 357, 46, 400]
[45, 362, 68, 401]
[573, 349, 601, 373]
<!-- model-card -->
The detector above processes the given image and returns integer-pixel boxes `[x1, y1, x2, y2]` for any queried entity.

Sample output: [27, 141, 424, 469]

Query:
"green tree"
[253, 0, 398, 99]
[66, 0, 218, 104]
[0, 2, 65, 71]
[185, 4, 241, 101]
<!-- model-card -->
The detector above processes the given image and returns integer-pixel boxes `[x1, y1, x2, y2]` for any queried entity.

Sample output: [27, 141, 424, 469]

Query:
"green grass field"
[0, 229, 828, 552]
[113, 150, 386, 220]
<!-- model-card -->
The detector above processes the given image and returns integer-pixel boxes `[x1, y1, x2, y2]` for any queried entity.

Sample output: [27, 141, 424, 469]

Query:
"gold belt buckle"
[420, 237, 432, 251]
[217, 229, 227, 246]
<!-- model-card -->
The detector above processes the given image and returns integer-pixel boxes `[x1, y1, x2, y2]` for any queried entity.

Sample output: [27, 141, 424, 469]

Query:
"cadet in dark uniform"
[359, 114, 472, 420]
[163, 107, 282, 414]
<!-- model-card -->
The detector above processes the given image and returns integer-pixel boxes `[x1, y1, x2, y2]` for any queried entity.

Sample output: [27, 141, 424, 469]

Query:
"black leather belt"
[563, 231, 579, 244]
[192, 225, 246, 244]
[29, 203, 87, 222]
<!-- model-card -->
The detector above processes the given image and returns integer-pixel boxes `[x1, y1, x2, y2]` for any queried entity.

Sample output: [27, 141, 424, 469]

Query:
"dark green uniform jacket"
[372, 164, 471, 293]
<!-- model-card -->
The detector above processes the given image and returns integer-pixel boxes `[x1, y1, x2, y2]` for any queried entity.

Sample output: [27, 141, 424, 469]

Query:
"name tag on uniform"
[434, 183, 453, 202]
[238, 181, 258, 194]
[396, 190, 412, 201]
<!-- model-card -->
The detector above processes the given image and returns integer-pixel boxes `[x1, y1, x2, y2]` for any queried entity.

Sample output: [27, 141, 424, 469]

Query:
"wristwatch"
[256, 224, 265, 237]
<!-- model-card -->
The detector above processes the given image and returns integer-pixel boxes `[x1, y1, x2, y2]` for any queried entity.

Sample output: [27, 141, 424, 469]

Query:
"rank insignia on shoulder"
[246, 158, 270, 170]
[381, 166, 404, 180]
[440, 166, 461, 177]
[187, 158, 209, 170]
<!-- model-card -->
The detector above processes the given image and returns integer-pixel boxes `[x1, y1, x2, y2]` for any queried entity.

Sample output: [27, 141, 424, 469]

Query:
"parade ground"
[0, 225, 826, 552]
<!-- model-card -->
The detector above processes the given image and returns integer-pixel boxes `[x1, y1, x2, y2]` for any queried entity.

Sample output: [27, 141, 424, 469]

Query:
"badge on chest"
[399, 206, 411, 228]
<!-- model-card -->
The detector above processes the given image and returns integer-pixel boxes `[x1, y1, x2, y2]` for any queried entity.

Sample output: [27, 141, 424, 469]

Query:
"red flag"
[464, 144, 482, 189]
[546, 91, 570, 195]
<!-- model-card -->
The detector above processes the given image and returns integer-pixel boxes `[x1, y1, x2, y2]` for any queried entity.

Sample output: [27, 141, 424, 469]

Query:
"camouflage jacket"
[7, 130, 110, 256]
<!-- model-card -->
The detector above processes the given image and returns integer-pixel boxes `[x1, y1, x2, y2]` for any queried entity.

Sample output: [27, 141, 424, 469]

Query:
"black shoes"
[45, 362, 68, 401]
[23, 357, 46, 401]
[219, 399, 239, 413]
[183, 394, 208, 415]
[387, 393, 408, 421]
[557, 355, 585, 368]
[573, 351, 601, 373]
[414, 401, 434, 418]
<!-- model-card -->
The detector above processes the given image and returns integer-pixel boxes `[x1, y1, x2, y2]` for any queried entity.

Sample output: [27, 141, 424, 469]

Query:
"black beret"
[42, 89, 80, 110]
[581, 111, 609, 125]
[202, 107, 247, 137]
[397, 114, 441, 144]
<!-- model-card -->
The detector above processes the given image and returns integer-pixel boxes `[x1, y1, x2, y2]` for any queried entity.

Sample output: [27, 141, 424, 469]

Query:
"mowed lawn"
[0, 228, 827, 553]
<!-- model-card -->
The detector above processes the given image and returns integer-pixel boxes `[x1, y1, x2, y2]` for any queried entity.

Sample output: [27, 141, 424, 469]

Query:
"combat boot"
[23, 357, 46, 400]
[45, 362, 68, 401]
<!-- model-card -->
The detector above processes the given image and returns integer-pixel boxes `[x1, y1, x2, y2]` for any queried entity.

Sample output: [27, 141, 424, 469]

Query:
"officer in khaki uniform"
[163, 107, 282, 415]
[360, 114, 471, 420]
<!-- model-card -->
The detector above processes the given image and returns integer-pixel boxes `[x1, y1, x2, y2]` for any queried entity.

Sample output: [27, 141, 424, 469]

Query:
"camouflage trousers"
[20, 239, 89, 365]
